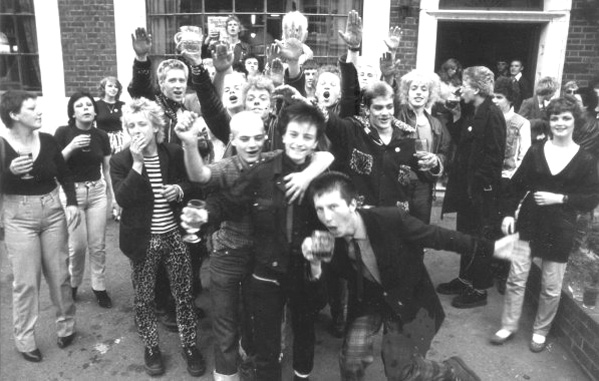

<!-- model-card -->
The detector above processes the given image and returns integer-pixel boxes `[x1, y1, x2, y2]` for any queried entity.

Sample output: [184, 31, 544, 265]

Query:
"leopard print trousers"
[131, 229, 197, 348]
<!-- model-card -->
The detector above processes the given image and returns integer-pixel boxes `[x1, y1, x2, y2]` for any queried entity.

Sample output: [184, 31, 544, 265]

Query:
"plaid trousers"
[340, 312, 452, 381]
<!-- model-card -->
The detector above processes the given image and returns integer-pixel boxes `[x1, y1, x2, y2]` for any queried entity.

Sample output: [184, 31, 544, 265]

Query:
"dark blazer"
[109, 143, 192, 262]
[330, 207, 493, 333]
[519, 96, 548, 142]
[442, 96, 506, 216]
[514, 76, 532, 112]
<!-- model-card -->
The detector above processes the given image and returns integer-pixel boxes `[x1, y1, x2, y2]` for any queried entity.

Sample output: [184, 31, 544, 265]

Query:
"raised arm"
[174, 111, 213, 184]
[338, 10, 362, 67]
[127, 28, 156, 100]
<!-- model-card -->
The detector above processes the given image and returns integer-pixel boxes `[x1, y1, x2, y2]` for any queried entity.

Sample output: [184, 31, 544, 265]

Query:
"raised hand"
[338, 10, 362, 49]
[272, 85, 311, 106]
[174, 110, 200, 145]
[275, 37, 304, 62]
[211, 41, 234, 72]
[384, 26, 402, 52]
[131, 27, 152, 60]
[265, 42, 281, 69]
[269, 58, 285, 87]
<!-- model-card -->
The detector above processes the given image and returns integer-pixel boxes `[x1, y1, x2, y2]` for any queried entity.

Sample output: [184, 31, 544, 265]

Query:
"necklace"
[105, 101, 118, 114]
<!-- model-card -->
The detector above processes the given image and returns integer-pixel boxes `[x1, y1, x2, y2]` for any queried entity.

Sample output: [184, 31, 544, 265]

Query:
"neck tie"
[351, 239, 364, 302]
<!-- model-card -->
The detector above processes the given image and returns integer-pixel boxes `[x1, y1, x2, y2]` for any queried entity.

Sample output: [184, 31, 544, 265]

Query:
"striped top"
[144, 155, 177, 234]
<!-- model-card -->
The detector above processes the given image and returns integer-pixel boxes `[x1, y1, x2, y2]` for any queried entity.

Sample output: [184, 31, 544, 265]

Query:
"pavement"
[0, 201, 591, 381]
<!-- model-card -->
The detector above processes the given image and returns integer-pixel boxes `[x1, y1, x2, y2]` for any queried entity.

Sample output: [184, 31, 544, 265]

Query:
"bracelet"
[348, 46, 361, 52]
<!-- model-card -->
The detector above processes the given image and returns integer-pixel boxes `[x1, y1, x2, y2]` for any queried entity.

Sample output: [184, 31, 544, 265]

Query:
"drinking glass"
[415, 138, 430, 154]
[582, 286, 598, 309]
[311, 230, 335, 260]
[18, 149, 34, 180]
[182, 199, 206, 243]
[81, 133, 91, 152]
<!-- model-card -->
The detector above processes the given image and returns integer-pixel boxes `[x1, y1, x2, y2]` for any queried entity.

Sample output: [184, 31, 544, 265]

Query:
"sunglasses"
[565, 89, 579, 95]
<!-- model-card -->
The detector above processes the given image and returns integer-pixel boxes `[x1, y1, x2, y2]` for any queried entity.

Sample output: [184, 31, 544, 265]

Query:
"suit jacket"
[109, 143, 192, 262]
[514, 76, 531, 112]
[519, 96, 548, 142]
[330, 207, 493, 333]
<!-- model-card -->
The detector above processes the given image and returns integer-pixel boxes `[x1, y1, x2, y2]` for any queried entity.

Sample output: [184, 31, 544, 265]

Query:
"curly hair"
[242, 75, 274, 103]
[398, 70, 441, 109]
[545, 96, 583, 124]
[98, 76, 123, 100]
[67, 91, 98, 126]
[121, 97, 167, 144]
[462, 66, 495, 98]
[362, 81, 394, 108]
[156, 59, 189, 83]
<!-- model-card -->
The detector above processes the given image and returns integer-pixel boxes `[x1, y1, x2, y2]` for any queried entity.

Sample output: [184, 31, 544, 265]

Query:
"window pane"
[307, 15, 346, 56]
[303, 0, 331, 13]
[238, 13, 266, 51]
[236, 0, 264, 13]
[266, 0, 288, 13]
[148, 16, 177, 55]
[0, 16, 18, 53]
[0, 0, 14, 13]
[16, 0, 34, 13]
[16, 15, 37, 53]
[179, 0, 203, 13]
[20, 54, 40, 90]
[206, 0, 232, 12]
[0, 55, 22, 90]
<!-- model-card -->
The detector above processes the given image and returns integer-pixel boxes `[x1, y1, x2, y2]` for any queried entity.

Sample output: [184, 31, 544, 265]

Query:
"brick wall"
[526, 265, 599, 381]
[389, 0, 419, 75]
[58, 0, 118, 96]
[562, 0, 599, 88]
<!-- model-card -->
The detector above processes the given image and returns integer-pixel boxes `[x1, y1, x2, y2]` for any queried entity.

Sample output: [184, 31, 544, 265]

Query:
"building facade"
[0, 0, 597, 130]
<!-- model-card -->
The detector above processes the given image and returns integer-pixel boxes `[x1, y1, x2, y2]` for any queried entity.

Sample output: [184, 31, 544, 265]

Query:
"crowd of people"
[1, 8, 599, 381]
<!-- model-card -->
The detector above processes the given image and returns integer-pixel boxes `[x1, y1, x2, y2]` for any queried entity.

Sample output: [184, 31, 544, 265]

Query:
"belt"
[75, 181, 100, 188]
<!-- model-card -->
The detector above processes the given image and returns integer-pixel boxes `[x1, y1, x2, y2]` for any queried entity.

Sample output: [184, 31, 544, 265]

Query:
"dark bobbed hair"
[309, 171, 358, 206]
[494, 76, 521, 106]
[98, 76, 123, 100]
[0, 90, 37, 129]
[362, 81, 394, 108]
[243, 53, 264, 73]
[545, 96, 583, 123]
[67, 91, 99, 126]
[279, 102, 326, 140]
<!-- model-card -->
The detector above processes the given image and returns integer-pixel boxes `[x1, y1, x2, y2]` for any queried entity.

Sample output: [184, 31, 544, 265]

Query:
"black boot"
[144, 346, 164, 376]
[182, 345, 206, 377]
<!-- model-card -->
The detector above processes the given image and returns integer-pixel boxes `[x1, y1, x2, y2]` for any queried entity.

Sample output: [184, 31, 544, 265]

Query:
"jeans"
[249, 261, 323, 381]
[456, 206, 494, 290]
[3, 189, 76, 352]
[65, 180, 108, 290]
[501, 239, 567, 336]
[210, 248, 254, 377]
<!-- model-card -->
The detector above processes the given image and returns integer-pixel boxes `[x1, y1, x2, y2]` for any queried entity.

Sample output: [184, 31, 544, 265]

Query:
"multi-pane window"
[0, 0, 41, 92]
[146, 0, 363, 65]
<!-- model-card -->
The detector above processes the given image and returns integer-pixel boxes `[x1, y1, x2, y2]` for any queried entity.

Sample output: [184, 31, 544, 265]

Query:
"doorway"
[435, 21, 543, 86]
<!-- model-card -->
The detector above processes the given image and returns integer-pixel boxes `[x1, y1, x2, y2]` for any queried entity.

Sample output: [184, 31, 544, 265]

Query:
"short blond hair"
[121, 97, 166, 144]
[156, 59, 189, 83]
[462, 66, 494, 97]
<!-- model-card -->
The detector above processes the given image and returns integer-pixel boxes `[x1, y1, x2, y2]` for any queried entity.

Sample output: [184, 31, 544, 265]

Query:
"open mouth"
[323, 91, 330, 99]
[229, 95, 238, 102]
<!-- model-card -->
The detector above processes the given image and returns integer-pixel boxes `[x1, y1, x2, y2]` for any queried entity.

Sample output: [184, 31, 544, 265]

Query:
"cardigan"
[502, 143, 599, 262]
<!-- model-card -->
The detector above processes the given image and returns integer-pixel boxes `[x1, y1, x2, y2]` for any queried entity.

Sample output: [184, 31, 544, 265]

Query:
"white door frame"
[417, 0, 572, 86]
